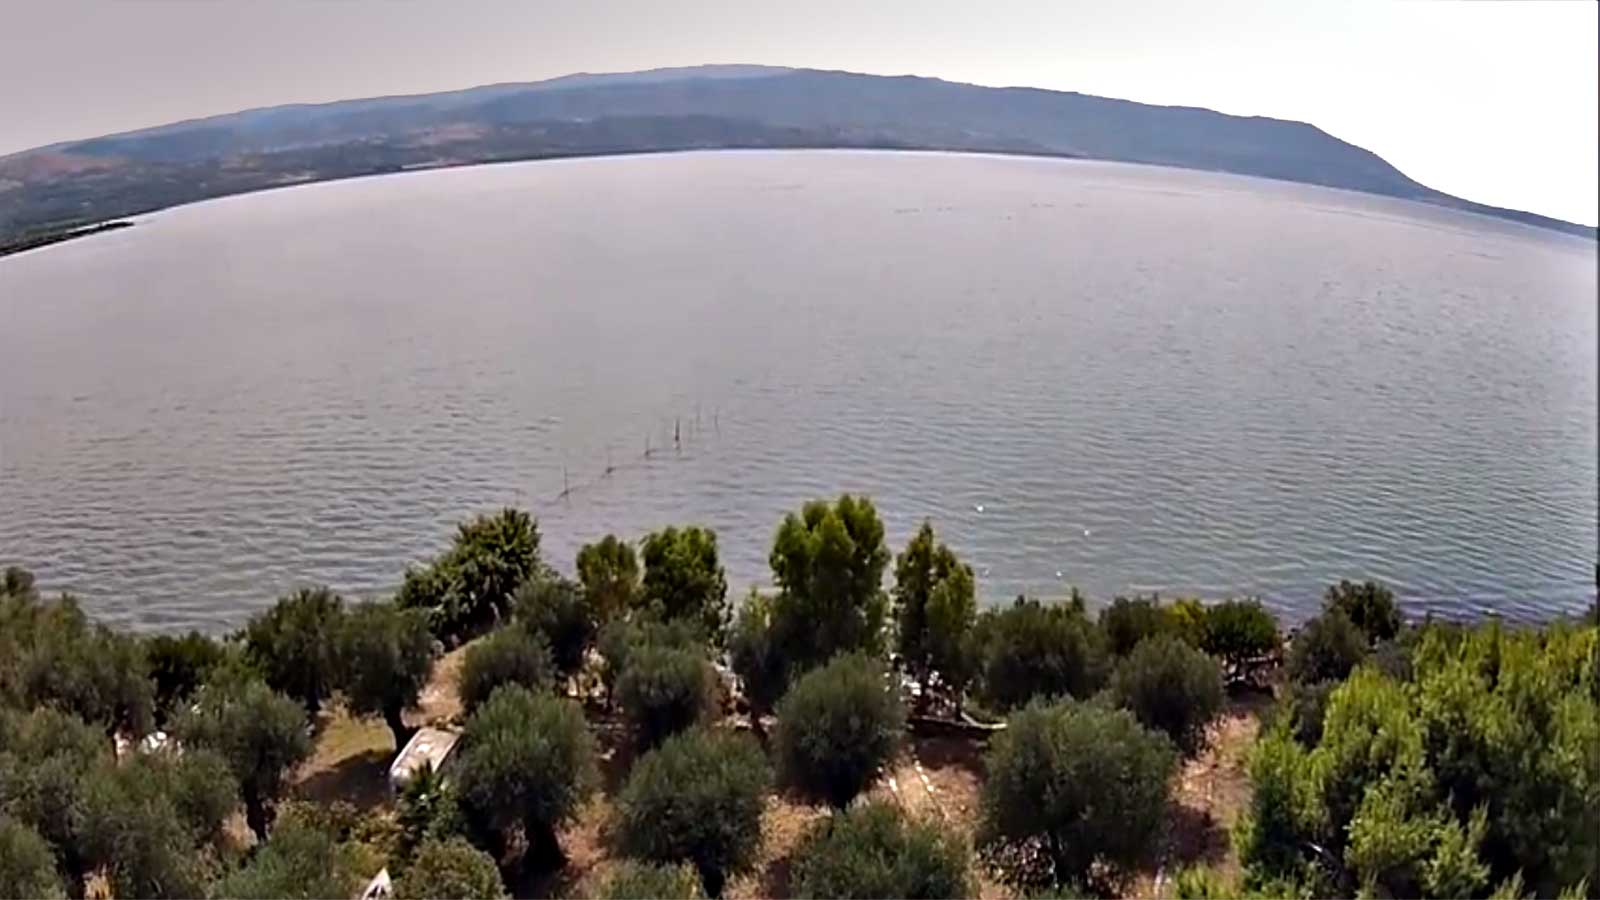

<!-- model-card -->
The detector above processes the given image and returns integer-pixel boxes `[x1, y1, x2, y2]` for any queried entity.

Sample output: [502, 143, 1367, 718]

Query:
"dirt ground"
[294, 648, 1270, 899]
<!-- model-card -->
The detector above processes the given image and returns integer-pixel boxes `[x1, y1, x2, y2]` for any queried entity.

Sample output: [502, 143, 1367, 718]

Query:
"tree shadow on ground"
[913, 734, 987, 778]
[294, 749, 392, 811]
[1166, 801, 1230, 867]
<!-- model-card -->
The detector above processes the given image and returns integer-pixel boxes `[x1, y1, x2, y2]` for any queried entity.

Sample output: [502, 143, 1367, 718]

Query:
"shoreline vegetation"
[0, 219, 133, 259]
[2, 498, 1595, 899]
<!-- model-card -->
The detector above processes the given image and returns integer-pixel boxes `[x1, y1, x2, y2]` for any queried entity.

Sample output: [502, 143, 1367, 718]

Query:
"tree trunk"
[243, 790, 270, 843]
[385, 702, 415, 750]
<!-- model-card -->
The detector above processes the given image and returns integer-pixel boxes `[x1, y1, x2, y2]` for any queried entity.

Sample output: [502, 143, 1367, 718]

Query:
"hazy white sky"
[3, 0, 1595, 225]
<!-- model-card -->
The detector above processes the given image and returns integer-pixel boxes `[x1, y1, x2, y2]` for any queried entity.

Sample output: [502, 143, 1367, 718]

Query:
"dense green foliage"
[614, 728, 771, 897]
[454, 685, 596, 867]
[1238, 620, 1599, 898]
[173, 678, 311, 841]
[1286, 608, 1368, 684]
[0, 817, 65, 899]
[0, 584, 153, 737]
[243, 587, 344, 715]
[894, 522, 978, 706]
[639, 526, 730, 642]
[1324, 579, 1401, 644]
[978, 699, 1177, 889]
[727, 589, 790, 725]
[1201, 598, 1281, 671]
[598, 861, 705, 899]
[1110, 635, 1224, 754]
[966, 595, 1107, 713]
[598, 614, 707, 705]
[774, 653, 905, 808]
[337, 600, 436, 748]
[457, 626, 556, 715]
[576, 534, 640, 626]
[1098, 595, 1169, 657]
[213, 819, 373, 900]
[791, 801, 974, 899]
[513, 575, 594, 677]
[143, 630, 227, 724]
[768, 495, 891, 671]
[393, 837, 507, 899]
[615, 644, 718, 749]
[397, 508, 544, 642]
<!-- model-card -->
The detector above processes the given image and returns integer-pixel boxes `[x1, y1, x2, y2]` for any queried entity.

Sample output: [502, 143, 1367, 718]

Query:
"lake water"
[1, 151, 1595, 632]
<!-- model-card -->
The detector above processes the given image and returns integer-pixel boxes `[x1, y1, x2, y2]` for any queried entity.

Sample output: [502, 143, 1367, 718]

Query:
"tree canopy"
[337, 601, 436, 749]
[893, 521, 978, 706]
[640, 526, 730, 642]
[768, 495, 891, 670]
[576, 534, 640, 626]
[774, 653, 904, 809]
[243, 587, 344, 715]
[172, 678, 311, 841]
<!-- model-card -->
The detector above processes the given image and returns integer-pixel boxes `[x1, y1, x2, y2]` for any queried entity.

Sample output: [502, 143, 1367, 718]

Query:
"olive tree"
[458, 626, 556, 715]
[616, 644, 718, 749]
[1286, 609, 1368, 685]
[774, 653, 905, 808]
[640, 526, 730, 642]
[978, 700, 1176, 889]
[454, 685, 596, 869]
[614, 728, 771, 897]
[243, 586, 345, 716]
[727, 589, 790, 730]
[792, 800, 974, 899]
[143, 630, 227, 725]
[173, 678, 312, 841]
[337, 601, 436, 749]
[513, 576, 594, 677]
[893, 521, 978, 707]
[0, 819, 66, 900]
[394, 837, 507, 899]
[212, 819, 373, 900]
[1323, 580, 1402, 644]
[1098, 595, 1169, 657]
[3, 591, 154, 737]
[769, 495, 891, 669]
[599, 861, 704, 900]
[1201, 599, 1281, 673]
[576, 534, 640, 626]
[1110, 635, 1224, 755]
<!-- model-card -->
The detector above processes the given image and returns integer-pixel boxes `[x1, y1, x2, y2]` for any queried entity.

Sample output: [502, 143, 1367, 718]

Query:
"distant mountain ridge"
[1, 64, 1592, 242]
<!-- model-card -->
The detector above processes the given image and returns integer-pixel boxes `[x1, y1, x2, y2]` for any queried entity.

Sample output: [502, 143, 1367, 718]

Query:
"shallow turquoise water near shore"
[1, 151, 1594, 631]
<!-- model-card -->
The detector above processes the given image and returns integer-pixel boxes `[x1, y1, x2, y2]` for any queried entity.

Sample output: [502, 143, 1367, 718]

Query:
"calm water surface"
[2, 151, 1595, 631]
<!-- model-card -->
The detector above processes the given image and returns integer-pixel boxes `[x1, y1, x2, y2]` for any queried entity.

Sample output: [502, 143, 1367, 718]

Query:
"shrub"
[243, 586, 344, 715]
[576, 535, 640, 627]
[791, 800, 974, 899]
[1110, 635, 1224, 755]
[768, 495, 891, 669]
[894, 521, 978, 704]
[640, 526, 730, 643]
[0, 707, 108, 880]
[1286, 610, 1367, 684]
[454, 685, 596, 867]
[967, 595, 1107, 712]
[616, 644, 718, 749]
[173, 678, 311, 841]
[0, 818, 66, 899]
[1324, 580, 1401, 644]
[1201, 599, 1280, 671]
[1098, 595, 1168, 657]
[337, 601, 436, 748]
[978, 699, 1176, 888]
[598, 861, 704, 899]
[396, 762, 468, 861]
[774, 653, 905, 808]
[513, 576, 594, 677]
[458, 626, 556, 715]
[76, 756, 214, 899]
[614, 729, 770, 897]
[1278, 679, 1337, 747]
[394, 837, 506, 899]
